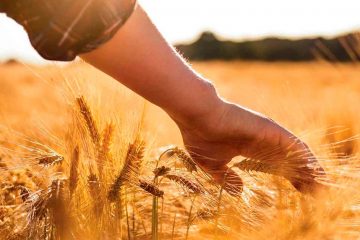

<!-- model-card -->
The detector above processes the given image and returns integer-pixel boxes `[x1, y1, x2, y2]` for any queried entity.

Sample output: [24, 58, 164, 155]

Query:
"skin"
[82, 6, 325, 195]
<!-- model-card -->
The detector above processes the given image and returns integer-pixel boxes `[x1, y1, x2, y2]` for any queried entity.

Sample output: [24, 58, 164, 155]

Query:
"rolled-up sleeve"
[1, 0, 137, 61]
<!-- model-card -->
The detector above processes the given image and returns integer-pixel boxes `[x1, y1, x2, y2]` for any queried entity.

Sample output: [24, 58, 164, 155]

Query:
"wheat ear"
[234, 159, 274, 174]
[163, 147, 197, 173]
[165, 174, 204, 194]
[108, 139, 145, 202]
[37, 154, 64, 166]
[153, 166, 171, 178]
[69, 146, 80, 196]
[98, 122, 114, 175]
[76, 96, 101, 149]
[139, 180, 164, 198]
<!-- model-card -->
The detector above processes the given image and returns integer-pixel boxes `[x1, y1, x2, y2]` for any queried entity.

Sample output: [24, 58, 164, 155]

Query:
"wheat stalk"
[98, 122, 114, 175]
[69, 146, 80, 196]
[48, 179, 71, 239]
[26, 179, 70, 238]
[171, 213, 177, 240]
[185, 195, 197, 240]
[27, 189, 50, 222]
[76, 96, 101, 149]
[108, 139, 145, 202]
[101, 123, 114, 158]
[88, 173, 104, 216]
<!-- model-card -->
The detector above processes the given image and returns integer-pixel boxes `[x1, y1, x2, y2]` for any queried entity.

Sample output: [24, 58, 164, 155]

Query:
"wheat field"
[0, 61, 360, 240]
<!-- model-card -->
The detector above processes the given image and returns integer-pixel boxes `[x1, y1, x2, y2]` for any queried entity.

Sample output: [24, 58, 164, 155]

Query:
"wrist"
[169, 78, 226, 132]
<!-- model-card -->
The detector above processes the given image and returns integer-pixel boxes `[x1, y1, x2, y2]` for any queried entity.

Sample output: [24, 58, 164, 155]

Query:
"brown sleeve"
[1, 0, 137, 61]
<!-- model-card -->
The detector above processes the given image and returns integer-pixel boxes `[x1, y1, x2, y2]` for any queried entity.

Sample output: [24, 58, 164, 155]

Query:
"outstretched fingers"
[213, 166, 243, 196]
[264, 126, 327, 194]
[247, 119, 327, 195]
[197, 162, 244, 196]
[288, 141, 327, 194]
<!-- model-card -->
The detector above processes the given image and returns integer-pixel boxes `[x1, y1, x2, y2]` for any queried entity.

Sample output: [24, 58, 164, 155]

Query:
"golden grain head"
[76, 96, 101, 148]
[153, 166, 171, 178]
[165, 174, 204, 194]
[139, 180, 164, 198]
[166, 147, 197, 173]
[69, 146, 80, 195]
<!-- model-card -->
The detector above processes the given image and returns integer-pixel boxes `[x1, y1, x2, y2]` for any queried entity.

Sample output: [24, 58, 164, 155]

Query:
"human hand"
[176, 100, 325, 195]
[80, 4, 326, 196]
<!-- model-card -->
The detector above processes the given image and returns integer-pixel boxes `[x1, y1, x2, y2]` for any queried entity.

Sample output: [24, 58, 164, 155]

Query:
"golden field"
[0, 61, 360, 239]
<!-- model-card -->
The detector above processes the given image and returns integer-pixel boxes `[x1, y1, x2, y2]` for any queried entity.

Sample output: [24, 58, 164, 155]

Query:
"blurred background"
[0, 0, 359, 64]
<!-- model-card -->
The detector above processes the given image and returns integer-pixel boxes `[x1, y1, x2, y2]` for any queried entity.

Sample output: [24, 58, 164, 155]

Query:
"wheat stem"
[185, 195, 196, 240]
[171, 213, 177, 240]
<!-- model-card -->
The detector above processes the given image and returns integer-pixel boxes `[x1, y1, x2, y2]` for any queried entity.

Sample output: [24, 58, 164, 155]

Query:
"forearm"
[81, 6, 222, 128]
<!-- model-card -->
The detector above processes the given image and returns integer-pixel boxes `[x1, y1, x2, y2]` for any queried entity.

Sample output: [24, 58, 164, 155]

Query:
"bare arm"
[1, 2, 324, 194]
[82, 6, 324, 194]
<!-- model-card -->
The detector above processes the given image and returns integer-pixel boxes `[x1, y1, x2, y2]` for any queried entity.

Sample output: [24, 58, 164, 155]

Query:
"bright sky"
[0, 0, 359, 63]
